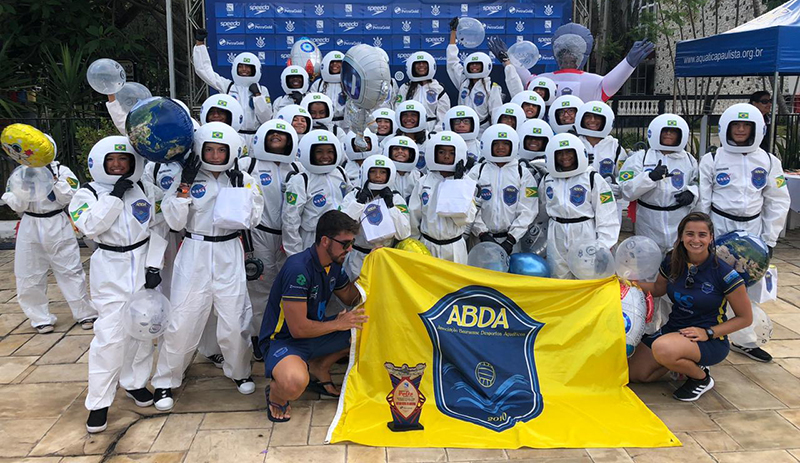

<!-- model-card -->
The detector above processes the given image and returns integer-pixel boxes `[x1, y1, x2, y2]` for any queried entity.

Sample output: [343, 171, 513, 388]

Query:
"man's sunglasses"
[756, 99, 771, 104]
[328, 236, 354, 250]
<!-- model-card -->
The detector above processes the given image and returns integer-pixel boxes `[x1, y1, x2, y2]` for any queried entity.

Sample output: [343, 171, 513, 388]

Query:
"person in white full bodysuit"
[442, 105, 481, 162]
[192, 28, 273, 156]
[394, 100, 431, 170]
[548, 95, 584, 134]
[282, 129, 351, 256]
[408, 131, 477, 264]
[446, 37, 502, 135]
[342, 129, 380, 185]
[302, 93, 347, 142]
[383, 135, 422, 202]
[369, 108, 395, 144]
[71, 137, 167, 433]
[151, 122, 264, 411]
[308, 51, 349, 130]
[272, 65, 310, 115]
[470, 124, 538, 255]
[340, 155, 411, 279]
[511, 91, 547, 122]
[396, 52, 451, 133]
[276, 105, 313, 143]
[539, 133, 620, 279]
[236, 119, 303, 358]
[3, 139, 96, 333]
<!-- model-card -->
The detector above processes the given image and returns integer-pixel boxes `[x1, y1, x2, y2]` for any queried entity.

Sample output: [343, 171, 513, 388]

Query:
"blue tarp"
[675, 0, 800, 77]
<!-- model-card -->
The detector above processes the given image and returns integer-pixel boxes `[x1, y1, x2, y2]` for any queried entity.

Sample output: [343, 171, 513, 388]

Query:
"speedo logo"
[367, 5, 388, 15]
[482, 5, 503, 14]
[221, 21, 240, 31]
[426, 37, 445, 46]
[338, 21, 360, 31]
[249, 4, 270, 14]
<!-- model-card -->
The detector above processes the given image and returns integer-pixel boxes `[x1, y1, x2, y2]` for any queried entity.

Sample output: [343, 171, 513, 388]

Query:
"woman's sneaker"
[86, 407, 108, 433]
[673, 367, 714, 402]
[36, 324, 55, 334]
[126, 388, 154, 407]
[206, 354, 224, 369]
[731, 344, 773, 363]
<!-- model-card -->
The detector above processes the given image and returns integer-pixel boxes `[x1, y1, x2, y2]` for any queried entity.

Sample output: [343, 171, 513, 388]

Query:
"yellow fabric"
[327, 249, 680, 449]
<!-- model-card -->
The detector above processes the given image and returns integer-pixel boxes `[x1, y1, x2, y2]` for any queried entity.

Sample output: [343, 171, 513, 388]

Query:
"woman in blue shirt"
[630, 212, 752, 401]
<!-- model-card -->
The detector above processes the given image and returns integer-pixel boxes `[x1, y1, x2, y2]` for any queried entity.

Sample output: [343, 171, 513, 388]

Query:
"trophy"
[384, 362, 427, 432]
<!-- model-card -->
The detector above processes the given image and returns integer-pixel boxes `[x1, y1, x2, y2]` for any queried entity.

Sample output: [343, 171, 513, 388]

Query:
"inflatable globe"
[124, 289, 171, 341]
[615, 235, 662, 281]
[567, 241, 615, 280]
[509, 253, 550, 278]
[125, 97, 194, 163]
[395, 238, 432, 256]
[715, 231, 770, 287]
[468, 242, 509, 272]
[620, 281, 649, 357]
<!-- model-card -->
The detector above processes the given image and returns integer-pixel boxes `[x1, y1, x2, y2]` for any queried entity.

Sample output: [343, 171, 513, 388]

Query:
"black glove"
[356, 187, 372, 204]
[180, 153, 202, 185]
[144, 267, 162, 289]
[249, 83, 261, 96]
[110, 177, 133, 199]
[648, 160, 672, 181]
[768, 246, 774, 260]
[227, 169, 244, 187]
[674, 190, 695, 207]
[194, 28, 208, 42]
[379, 188, 394, 208]
[488, 36, 509, 62]
[479, 233, 494, 243]
[290, 91, 303, 105]
[465, 156, 476, 172]
[449, 17, 459, 31]
[500, 239, 515, 255]
[454, 160, 467, 179]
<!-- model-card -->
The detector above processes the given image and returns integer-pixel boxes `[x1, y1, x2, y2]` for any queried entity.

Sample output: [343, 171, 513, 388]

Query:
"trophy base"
[387, 422, 424, 432]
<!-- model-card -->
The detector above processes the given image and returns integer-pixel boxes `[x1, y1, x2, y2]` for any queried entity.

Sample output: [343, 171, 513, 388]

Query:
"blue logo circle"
[480, 188, 492, 200]
[260, 172, 272, 186]
[300, 42, 314, 52]
[160, 176, 174, 190]
[88, 158, 93, 168]
[716, 173, 731, 186]
[421, 191, 430, 205]
[312, 193, 327, 207]
[545, 186, 553, 200]
[191, 184, 206, 198]
[623, 312, 631, 333]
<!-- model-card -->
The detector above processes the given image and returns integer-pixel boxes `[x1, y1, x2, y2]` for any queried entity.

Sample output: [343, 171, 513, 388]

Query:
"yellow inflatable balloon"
[1, 124, 56, 167]
[395, 238, 432, 256]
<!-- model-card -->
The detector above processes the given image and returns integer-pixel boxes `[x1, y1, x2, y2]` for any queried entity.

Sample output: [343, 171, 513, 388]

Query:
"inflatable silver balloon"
[341, 44, 391, 149]
[115, 82, 152, 114]
[520, 223, 547, 257]
[289, 38, 323, 80]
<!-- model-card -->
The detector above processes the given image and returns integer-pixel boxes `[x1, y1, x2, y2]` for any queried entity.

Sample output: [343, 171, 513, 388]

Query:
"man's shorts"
[264, 331, 351, 378]
[641, 323, 730, 367]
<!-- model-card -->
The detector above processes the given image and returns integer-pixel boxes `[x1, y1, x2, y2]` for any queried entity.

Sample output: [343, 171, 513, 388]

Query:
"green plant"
[74, 119, 119, 181]
[38, 44, 91, 118]
[0, 34, 32, 118]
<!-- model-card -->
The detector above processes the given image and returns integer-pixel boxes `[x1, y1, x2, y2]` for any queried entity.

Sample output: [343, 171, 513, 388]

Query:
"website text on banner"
[205, 0, 572, 98]
[326, 248, 679, 449]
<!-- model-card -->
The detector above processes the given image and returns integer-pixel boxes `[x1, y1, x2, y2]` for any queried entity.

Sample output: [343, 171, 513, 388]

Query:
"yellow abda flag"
[326, 249, 679, 449]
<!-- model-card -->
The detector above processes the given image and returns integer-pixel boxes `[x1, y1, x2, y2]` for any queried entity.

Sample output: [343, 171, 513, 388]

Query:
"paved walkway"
[1, 232, 800, 463]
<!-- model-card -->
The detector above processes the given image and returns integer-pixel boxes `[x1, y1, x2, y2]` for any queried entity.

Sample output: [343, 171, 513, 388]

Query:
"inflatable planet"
[125, 97, 194, 163]
[715, 231, 770, 287]
[468, 242, 509, 272]
[509, 253, 550, 278]
[395, 238, 432, 256]
[620, 280, 649, 357]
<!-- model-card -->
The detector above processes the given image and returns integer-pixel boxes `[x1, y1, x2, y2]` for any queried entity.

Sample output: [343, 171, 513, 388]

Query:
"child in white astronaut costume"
[272, 65, 310, 114]
[71, 137, 167, 433]
[396, 52, 451, 133]
[539, 133, 620, 279]
[3, 138, 96, 333]
[342, 129, 380, 184]
[470, 125, 538, 255]
[442, 105, 481, 162]
[340, 155, 411, 279]
[150, 122, 264, 411]
[548, 95, 584, 134]
[276, 104, 313, 143]
[309, 50, 348, 129]
[383, 135, 422, 202]
[394, 100, 430, 170]
[370, 108, 395, 144]
[511, 91, 547, 121]
[408, 131, 477, 264]
[282, 129, 351, 256]
[302, 92, 347, 141]
[492, 102, 526, 132]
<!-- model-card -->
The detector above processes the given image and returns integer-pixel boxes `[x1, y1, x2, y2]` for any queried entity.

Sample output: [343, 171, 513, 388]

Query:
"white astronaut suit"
[150, 123, 264, 406]
[539, 133, 620, 279]
[3, 145, 96, 330]
[342, 129, 380, 185]
[382, 135, 422, 202]
[446, 46, 502, 134]
[302, 92, 348, 143]
[281, 129, 351, 256]
[70, 137, 167, 412]
[697, 104, 790, 248]
[308, 51, 349, 130]
[469, 125, 539, 253]
[443, 105, 481, 162]
[192, 46, 273, 155]
[619, 114, 698, 253]
[408, 131, 477, 264]
[272, 65, 310, 115]
[397, 52, 451, 133]
[340, 155, 411, 280]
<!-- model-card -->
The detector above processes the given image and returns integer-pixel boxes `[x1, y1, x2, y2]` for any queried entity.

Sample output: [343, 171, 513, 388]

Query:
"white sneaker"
[234, 377, 256, 395]
[80, 318, 96, 330]
[153, 388, 174, 411]
[36, 324, 55, 334]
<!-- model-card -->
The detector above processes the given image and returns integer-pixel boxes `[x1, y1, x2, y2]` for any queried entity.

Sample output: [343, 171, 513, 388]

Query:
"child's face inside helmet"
[376, 118, 392, 135]
[492, 140, 512, 158]
[435, 145, 456, 165]
[524, 136, 546, 152]
[311, 144, 336, 165]
[237, 63, 254, 76]
[286, 75, 303, 89]
[413, 61, 429, 77]
[329, 60, 342, 74]
[557, 108, 577, 125]
[467, 62, 483, 74]
[390, 146, 411, 163]
[202, 142, 230, 165]
[401, 111, 420, 129]
[452, 117, 473, 134]
[309, 102, 328, 120]
[660, 127, 681, 147]
[533, 87, 549, 101]
[266, 130, 289, 153]
[498, 115, 517, 130]
[206, 107, 231, 125]
[522, 103, 540, 119]
[729, 121, 754, 145]
[555, 149, 577, 171]
[582, 113, 604, 131]
[368, 167, 389, 185]
[104, 153, 132, 176]
[291, 116, 309, 134]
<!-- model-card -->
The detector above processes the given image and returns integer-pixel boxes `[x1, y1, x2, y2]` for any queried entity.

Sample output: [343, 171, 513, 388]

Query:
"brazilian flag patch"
[286, 191, 297, 205]
[396, 204, 409, 214]
[155, 200, 162, 214]
[66, 177, 79, 189]
[619, 171, 634, 181]
[600, 191, 614, 204]
[777, 175, 787, 188]
[525, 187, 538, 198]
[70, 203, 88, 222]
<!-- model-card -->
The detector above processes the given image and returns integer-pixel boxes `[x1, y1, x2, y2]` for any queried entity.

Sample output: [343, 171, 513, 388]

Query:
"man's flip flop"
[265, 387, 290, 423]
[307, 379, 340, 398]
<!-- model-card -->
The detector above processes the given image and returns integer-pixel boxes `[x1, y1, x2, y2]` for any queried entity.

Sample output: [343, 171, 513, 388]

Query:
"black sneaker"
[86, 407, 108, 433]
[154, 388, 174, 411]
[126, 388, 154, 407]
[206, 354, 224, 369]
[731, 344, 773, 363]
[251, 336, 263, 362]
[673, 367, 715, 402]
[234, 377, 256, 395]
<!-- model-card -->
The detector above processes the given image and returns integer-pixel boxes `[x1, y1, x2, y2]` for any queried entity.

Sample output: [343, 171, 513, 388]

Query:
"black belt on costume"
[637, 199, 684, 212]
[550, 216, 592, 224]
[426, 116, 437, 121]
[421, 233, 463, 246]
[185, 232, 241, 242]
[332, 116, 344, 122]
[490, 231, 508, 238]
[169, 229, 181, 234]
[24, 210, 64, 218]
[256, 224, 282, 235]
[353, 244, 372, 254]
[239, 129, 257, 135]
[97, 237, 149, 253]
[711, 205, 760, 222]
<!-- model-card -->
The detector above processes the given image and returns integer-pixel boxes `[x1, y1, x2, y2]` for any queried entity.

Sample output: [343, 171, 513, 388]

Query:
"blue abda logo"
[419, 286, 544, 432]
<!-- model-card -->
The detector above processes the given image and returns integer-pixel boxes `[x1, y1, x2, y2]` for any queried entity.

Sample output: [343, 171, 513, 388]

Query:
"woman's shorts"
[641, 323, 730, 367]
